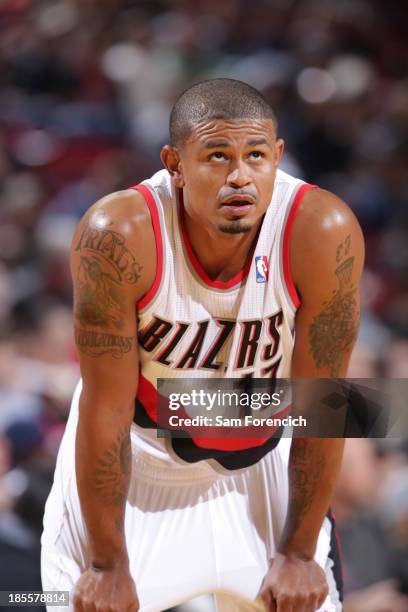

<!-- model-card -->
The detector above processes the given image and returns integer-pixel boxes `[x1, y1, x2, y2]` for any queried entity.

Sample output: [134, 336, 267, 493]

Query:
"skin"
[72, 193, 154, 612]
[71, 117, 364, 612]
[256, 189, 363, 612]
[161, 118, 284, 281]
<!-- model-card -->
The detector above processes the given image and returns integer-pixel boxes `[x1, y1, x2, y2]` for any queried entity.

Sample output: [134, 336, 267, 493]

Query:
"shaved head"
[169, 78, 277, 147]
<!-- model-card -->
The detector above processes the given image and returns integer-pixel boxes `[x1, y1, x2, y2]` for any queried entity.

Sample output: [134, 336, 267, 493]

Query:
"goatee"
[218, 221, 252, 234]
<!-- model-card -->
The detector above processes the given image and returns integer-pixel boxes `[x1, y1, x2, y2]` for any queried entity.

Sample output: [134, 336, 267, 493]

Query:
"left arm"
[283, 188, 364, 558]
[258, 189, 364, 611]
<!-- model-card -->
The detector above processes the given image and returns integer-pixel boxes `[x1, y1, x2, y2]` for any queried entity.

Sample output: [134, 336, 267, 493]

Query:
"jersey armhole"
[132, 184, 164, 311]
[282, 183, 318, 311]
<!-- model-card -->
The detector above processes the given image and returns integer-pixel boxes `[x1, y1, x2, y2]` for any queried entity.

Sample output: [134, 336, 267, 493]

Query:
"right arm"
[71, 190, 155, 612]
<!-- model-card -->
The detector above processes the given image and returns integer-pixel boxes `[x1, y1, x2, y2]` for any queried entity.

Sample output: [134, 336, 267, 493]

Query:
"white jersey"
[132, 169, 315, 469]
[42, 170, 342, 611]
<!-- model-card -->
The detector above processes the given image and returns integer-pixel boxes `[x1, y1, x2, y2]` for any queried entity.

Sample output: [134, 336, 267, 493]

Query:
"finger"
[277, 593, 305, 612]
[259, 589, 276, 612]
[293, 594, 310, 612]
[254, 596, 269, 612]
[268, 596, 277, 612]
[291, 599, 306, 612]
[72, 594, 84, 612]
[276, 594, 291, 612]
[80, 598, 94, 612]
[306, 594, 319, 612]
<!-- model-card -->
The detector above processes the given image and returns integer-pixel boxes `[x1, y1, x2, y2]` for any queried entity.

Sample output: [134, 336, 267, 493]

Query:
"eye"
[249, 151, 264, 160]
[210, 152, 227, 161]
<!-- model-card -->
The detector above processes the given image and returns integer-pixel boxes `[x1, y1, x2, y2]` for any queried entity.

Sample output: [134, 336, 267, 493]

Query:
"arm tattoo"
[75, 255, 126, 329]
[309, 252, 359, 376]
[75, 226, 142, 284]
[91, 428, 131, 507]
[336, 234, 351, 263]
[74, 326, 133, 359]
[74, 223, 143, 331]
[286, 439, 326, 534]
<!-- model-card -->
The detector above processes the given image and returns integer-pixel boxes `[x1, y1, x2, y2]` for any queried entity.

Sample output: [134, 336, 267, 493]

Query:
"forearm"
[279, 437, 344, 559]
[76, 393, 133, 569]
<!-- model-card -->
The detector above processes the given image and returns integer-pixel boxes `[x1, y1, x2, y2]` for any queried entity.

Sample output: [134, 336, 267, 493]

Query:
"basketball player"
[41, 79, 364, 612]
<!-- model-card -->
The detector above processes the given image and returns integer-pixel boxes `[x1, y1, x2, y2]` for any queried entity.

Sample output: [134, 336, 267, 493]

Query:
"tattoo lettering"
[309, 253, 358, 376]
[74, 326, 133, 358]
[92, 428, 132, 507]
[75, 226, 142, 284]
[336, 234, 351, 263]
[75, 255, 126, 330]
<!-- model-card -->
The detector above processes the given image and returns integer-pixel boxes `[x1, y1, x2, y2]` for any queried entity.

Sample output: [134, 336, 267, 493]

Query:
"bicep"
[71, 215, 142, 409]
[291, 193, 364, 378]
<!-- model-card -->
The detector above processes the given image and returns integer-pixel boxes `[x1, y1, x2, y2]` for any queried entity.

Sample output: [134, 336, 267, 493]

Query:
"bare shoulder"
[292, 188, 363, 246]
[291, 188, 365, 291]
[71, 188, 156, 300]
[75, 188, 155, 253]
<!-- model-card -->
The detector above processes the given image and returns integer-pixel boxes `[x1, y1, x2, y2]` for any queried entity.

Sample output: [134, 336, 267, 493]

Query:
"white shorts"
[41, 383, 342, 611]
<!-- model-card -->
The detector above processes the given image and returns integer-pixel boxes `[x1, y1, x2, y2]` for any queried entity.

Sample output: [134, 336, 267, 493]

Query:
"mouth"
[220, 199, 254, 216]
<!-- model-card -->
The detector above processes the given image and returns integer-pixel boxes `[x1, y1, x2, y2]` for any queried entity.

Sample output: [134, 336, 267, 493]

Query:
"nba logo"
[255, 256, 269, 283]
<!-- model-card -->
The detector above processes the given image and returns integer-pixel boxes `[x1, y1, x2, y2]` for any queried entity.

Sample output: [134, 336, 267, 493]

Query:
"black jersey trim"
[134, 399, 282, 470]
[327, 509, 344, 602]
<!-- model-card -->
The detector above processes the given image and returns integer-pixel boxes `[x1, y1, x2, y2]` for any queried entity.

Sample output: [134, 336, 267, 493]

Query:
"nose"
[226, 161, 252, 188]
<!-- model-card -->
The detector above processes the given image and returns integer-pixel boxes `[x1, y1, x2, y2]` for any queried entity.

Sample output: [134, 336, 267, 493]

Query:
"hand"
[257, 552, 329, 612]
[73, 565, 139, 612]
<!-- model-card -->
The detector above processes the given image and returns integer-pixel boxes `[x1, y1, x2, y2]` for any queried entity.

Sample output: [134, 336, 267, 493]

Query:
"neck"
[183, 208, 262, 283]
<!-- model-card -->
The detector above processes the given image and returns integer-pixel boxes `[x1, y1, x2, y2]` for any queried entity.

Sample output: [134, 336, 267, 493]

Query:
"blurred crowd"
[0, 0, 407, 610]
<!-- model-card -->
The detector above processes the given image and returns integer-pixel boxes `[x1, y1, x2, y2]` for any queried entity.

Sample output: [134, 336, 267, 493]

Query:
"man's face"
[161, 118, 284, 235]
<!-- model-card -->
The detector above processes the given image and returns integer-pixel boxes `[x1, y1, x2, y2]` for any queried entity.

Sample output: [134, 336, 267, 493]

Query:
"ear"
[160, 145, 185, 188]
[274, 138, 285, 168]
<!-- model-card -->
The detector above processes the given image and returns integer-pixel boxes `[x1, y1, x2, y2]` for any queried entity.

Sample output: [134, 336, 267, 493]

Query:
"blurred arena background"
[0, 0, 407, 610]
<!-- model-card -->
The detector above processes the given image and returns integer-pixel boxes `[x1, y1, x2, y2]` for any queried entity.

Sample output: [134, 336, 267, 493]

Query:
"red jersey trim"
[282, 183, 317, 310]
[178, 189, 253, 290]
[132, 184, 163, 310]
[136, 372, 292, 452]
